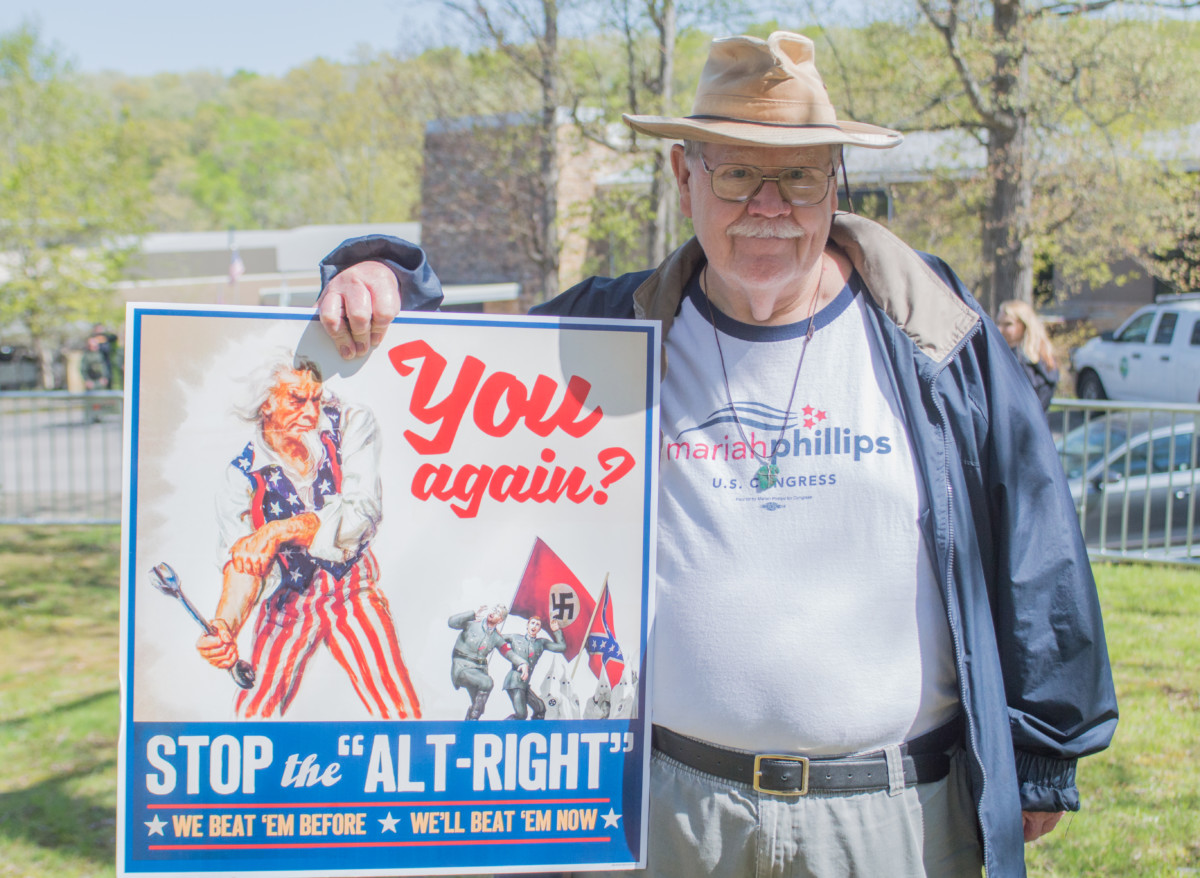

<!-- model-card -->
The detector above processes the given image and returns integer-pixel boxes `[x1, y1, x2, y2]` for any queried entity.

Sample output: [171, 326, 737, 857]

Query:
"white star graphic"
[601, 808, 621, 829]
[318, 479, 333, 494]
[268, 470, 282, 485]
[287, 492, 301, 508]
[237, 457, 250, 470]
[379, 811, 400, 833]
[145, 814, 167, 836]
[269, 501, 282, 516]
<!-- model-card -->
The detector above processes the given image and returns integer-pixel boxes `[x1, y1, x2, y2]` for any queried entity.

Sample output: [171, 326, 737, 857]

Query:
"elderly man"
[315, 32, 1116, 878]
[196, 356, 421, 720]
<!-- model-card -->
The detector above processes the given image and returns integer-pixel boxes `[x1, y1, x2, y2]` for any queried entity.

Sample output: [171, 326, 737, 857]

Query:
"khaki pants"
[573, 747, 983, 878]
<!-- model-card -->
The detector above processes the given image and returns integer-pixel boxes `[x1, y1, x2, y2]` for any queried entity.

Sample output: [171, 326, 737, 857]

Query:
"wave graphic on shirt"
[676, 402, 796, 438]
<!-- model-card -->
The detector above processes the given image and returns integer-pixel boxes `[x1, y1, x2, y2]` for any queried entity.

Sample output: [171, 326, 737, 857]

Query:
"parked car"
[1071, 296, 1200, 402]
[0, 345, 39, 391]
[1058, 410, 1200, 550]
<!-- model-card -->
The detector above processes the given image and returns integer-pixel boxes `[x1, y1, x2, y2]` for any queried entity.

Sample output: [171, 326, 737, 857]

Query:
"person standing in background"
[87, 324, 117, 387]
[997, 299, 1059, 412]
[80, 334, 110, 391]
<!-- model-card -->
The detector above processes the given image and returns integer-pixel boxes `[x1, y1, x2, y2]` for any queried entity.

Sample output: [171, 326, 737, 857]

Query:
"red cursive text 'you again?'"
[388, 340, 638, 518]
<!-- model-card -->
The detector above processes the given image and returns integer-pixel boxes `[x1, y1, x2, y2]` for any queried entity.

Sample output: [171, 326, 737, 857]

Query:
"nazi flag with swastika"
[510, 537, 597, 660]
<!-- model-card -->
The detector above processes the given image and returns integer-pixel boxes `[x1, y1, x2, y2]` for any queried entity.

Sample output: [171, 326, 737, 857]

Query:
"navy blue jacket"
[322, 215, 1117, 877]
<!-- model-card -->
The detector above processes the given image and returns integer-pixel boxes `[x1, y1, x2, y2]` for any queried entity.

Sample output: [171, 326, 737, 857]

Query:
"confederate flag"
[586, 583, 624, 688]
[510, 538, 596, 660]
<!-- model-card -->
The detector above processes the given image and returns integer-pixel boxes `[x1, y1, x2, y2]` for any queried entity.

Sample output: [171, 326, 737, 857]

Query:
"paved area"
[0, 395, 123, 523]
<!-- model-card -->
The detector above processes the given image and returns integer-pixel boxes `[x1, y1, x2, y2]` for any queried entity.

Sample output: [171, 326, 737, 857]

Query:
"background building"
[117, 223, 520, 312]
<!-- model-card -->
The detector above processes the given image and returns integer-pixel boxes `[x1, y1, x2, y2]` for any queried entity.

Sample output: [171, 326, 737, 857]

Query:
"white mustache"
[726, 217, 806, 239]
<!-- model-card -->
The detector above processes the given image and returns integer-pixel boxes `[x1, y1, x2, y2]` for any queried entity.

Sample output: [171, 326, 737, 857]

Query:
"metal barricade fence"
[1052, 398, 1200, 565]
[1, 391, 1198, 564]
[0, 391, 123, 525]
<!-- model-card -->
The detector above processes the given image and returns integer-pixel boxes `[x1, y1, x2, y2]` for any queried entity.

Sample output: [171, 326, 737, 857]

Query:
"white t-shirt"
[653, 273, 959, 756]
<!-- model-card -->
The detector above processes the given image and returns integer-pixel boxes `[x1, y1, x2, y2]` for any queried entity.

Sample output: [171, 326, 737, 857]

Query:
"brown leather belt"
[652, 718, 961, 797]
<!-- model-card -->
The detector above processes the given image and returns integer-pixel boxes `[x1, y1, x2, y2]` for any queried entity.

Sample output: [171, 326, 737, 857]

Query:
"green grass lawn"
[0, 526, 1196, 877]
[1025, 564, 1200, 877]
[0, 527, 120, 878]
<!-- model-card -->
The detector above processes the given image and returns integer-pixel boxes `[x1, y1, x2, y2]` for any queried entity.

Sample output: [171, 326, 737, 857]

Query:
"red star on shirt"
[802, 404, 814, 416]
[816, 410, 828, 422]
[804, 418, 815, 428]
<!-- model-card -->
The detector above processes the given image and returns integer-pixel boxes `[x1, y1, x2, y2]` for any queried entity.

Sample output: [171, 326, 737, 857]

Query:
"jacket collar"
[632, 213, 979, 366]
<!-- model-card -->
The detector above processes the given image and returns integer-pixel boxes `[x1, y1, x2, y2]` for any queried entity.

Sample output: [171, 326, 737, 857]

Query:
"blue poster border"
[118, 305, 660, 877]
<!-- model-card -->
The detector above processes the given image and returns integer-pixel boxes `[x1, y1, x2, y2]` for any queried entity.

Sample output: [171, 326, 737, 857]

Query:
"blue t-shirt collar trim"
[684, 264, 861, 342]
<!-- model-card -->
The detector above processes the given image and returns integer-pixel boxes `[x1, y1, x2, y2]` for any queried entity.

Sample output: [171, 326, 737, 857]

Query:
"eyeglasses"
[700, 157, 836, 206]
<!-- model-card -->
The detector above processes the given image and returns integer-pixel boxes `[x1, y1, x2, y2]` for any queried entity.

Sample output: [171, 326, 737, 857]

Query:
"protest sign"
[117, 304, 659, 876]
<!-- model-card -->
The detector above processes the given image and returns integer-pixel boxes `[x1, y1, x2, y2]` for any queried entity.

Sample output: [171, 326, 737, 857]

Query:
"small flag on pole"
[586, 583, 624, 688]
[228, 246, 245, 284]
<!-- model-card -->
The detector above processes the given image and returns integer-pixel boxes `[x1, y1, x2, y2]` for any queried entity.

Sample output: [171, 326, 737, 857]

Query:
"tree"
[0, 26, 147, 386]
[1146, 172, 1200, 293]
[186, 101, 307, 230]
[908, 1, 1199, 311]
[568, 0, 683, 267]
[101, 70, 230, 231]
[284, 56, 424, 224]
[105, 58, 422, 232]
[442, 0, 565, 303]
[563, 4, 741, 271]
[803, 4, 1199, 313]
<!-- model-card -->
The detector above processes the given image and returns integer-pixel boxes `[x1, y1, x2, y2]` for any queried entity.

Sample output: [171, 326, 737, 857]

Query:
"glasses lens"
[777, 168, 830, 205]
[709, 164, 762, 202]
[708, 163, 831, 205]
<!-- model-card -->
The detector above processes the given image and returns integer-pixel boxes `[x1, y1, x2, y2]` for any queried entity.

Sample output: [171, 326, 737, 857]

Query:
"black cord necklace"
[702, 262, 822, 492]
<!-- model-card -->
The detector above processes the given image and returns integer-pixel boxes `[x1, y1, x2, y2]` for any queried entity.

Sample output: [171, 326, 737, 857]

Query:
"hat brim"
[622, 114, 902, 149]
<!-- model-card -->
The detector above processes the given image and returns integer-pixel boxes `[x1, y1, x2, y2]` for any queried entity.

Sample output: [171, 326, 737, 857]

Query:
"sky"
[1, 0, 445, 77]
[6, 1, 1197, 79]
[0, 0, 842, 79]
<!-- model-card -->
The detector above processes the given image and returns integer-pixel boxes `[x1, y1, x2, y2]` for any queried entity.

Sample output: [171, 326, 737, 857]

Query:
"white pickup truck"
[1071, 297, 1200, 402]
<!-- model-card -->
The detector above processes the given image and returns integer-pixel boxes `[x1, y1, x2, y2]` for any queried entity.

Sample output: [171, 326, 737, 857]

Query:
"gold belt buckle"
[753, 754, 810, 796]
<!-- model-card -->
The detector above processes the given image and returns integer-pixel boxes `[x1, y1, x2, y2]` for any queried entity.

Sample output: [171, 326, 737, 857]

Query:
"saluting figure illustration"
[196, 355, 421, 719]
[503, 615, 566, 720]
[449, 604, 526, 720]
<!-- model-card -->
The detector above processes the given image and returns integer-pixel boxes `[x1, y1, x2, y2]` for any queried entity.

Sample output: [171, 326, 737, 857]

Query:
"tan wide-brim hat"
[624, 31, 902, 149]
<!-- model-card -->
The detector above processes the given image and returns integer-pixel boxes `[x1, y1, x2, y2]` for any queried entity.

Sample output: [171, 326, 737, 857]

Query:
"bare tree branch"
[916, 0, 1007, 130]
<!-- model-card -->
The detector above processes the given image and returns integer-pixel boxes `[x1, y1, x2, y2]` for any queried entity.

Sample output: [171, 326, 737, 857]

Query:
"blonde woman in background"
[996, 299, 1059, 411]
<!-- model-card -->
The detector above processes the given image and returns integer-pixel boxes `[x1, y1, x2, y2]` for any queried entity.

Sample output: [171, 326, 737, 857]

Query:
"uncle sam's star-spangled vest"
[231, 399, 367, 590]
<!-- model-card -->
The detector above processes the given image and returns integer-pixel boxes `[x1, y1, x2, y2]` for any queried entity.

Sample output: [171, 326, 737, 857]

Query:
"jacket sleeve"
[974, 301, 1118, 812]
[530, 273, 644, 319]
[319, 235, 444, 312]
[317, 234, 643, 318]
[448, 611, 475, 630]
